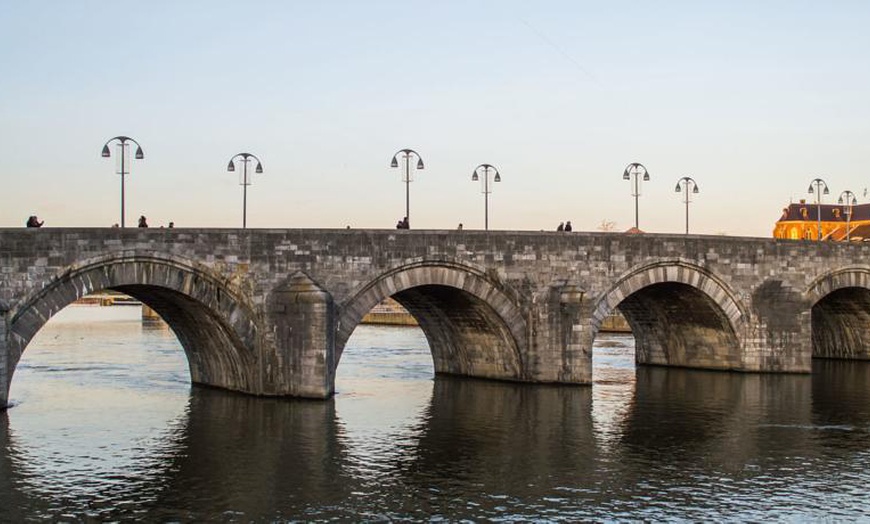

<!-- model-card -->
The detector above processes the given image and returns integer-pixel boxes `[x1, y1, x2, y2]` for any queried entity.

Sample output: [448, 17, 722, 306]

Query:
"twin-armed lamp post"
[101, 136, 144, 228]
[390, 149, 424, 228]
[227, 153, 264, 229]
[623, 162, 650, 230]
[807, 178, 830, 241]
[471, 163, 501, 230]
[838, 189, 858, 242]
[674, 176, 700, 235]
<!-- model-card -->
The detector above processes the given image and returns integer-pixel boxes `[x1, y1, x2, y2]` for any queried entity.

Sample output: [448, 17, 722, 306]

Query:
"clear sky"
[2, 1, 869, 236]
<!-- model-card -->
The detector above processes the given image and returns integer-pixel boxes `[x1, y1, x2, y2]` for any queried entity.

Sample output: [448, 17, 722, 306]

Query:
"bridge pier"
[745, 280, 813, 372]
[542, 284, 593, 384]
[266, 273, 335, 398]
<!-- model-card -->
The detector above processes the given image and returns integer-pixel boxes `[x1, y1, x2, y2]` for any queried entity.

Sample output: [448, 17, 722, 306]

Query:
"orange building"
[774, 200, 870, 241]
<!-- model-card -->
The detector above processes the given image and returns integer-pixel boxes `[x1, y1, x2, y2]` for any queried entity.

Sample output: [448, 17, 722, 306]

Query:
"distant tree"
[598, 219, 617, 232]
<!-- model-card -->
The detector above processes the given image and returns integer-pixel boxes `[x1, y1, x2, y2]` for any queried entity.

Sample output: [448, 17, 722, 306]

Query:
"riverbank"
[361, 298, 631, 333]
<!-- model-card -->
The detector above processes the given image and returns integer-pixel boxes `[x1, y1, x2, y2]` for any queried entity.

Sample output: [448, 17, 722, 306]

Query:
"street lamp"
[623, 162, 650, 230]
[227, 153, 264, 229]
[807, 177, 830, 241]
[674, 176, 700, 235]
[471, 163, 501, 230]
[101, 136, 144, 228]
[838, 190, 858, 241]
[390, 149, 424, 228]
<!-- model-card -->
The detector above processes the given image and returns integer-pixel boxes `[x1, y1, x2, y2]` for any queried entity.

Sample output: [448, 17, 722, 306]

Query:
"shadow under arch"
[592, 260, 746, 370]
[806, 267, 870, 359]
[6, 253, 260, 398]
[336, 260, 528, 382]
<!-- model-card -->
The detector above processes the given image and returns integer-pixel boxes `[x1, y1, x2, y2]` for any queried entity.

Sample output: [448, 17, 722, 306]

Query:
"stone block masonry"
[2, 228, 869, 406]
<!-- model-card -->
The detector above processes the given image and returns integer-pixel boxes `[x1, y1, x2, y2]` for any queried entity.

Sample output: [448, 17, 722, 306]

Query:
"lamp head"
[823, 186, 830, 195]
[643, 171, 650, 181]
[494, 172, 501, 182]
[227, 160, 235, 172]
[135, 146, 144, 160]
[674, 183, 681, 192]
[101, 144, 111, 158]
[808, 184, 815, 194]
[416, 158, 424, 170]
[692, 185, 699, 194]
[255, 162, 263, 174]
[471, 171, 479, 181]
[390, 156, 399, 168]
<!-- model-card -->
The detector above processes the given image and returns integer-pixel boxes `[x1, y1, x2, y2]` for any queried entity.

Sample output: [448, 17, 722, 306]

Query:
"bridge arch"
[336, 259, 528, 382]
[592, 260, 746, 370]
[806, 267, 870, 360]
[6, 252, 261, 398]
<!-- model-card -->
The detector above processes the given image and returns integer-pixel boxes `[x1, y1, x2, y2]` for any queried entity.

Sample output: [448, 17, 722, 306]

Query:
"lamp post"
[807, 178, 830, 241]
[674, 176, 699, 235]
[471, 163, 501, 230]
[101, 136, 144, 228]
[838, 190, 858, 242]
[390, 149, 424, 228]
[227, 153, 264, 229]
[623, 162, 650, 230]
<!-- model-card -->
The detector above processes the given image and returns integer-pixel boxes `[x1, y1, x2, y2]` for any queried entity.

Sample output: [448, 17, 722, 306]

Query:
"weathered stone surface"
[1, 228, 869, 406]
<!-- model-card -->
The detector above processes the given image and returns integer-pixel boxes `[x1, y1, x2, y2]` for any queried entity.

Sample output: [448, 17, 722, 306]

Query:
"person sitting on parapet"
[138, 215, 148, 228]
[168, 221, 174, 228]
[396, 219, 404, 229]
[556, 222, 564, 232]
[565, 221, 573, 232]
[401, 216, 409, 229]
[26, 215, 44, 228]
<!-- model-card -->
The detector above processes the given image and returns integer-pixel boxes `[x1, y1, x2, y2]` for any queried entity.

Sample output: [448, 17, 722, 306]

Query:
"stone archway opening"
[9, 293, 190, 400]
[811, 287, 870, 360]
[339, 284, 523, 384]
[5, 258, 261, 409]
[599, 282, 742, 371]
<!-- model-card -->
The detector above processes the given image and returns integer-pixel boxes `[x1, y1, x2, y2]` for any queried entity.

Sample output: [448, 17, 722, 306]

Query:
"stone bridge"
[1, 228, 868, 407]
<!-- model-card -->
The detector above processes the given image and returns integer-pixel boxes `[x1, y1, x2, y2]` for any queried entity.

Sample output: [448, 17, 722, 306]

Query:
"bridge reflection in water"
[4, 309, 870, 519]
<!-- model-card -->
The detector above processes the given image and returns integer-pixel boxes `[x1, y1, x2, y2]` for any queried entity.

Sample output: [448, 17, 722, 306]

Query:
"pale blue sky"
[2, 1, 868, 236]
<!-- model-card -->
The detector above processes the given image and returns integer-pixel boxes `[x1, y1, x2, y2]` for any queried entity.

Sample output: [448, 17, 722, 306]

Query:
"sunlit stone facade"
[774, 201, 870, 241]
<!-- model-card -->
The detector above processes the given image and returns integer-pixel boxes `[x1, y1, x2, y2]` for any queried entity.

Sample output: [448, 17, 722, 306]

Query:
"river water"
[3, 306, 870, 521]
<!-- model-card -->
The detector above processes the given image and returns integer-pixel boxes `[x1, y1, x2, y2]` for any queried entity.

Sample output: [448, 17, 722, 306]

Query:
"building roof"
[777, 202, 870, 223]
